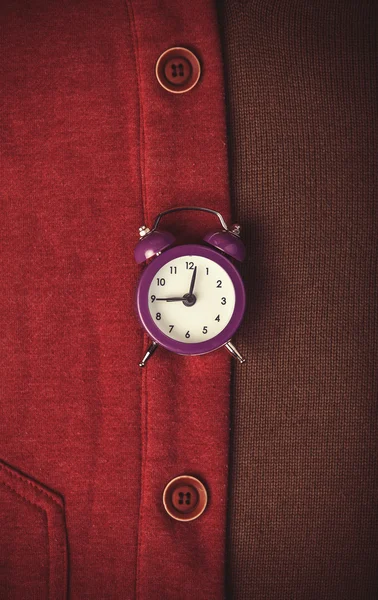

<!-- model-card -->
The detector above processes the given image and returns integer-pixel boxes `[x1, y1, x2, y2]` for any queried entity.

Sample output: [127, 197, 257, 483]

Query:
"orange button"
[155, 47, 201, 94]
[162, 475, 208, 521]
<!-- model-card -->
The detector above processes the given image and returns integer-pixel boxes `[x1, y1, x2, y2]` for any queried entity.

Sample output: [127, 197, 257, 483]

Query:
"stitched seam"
[124, 0, 147, 222]
[0, 464, 63, 509]
[123, 2, 148, 599]
[137, 359, 149, 600]
[0, 480, 51, 600]
[44, 509, 51, 600]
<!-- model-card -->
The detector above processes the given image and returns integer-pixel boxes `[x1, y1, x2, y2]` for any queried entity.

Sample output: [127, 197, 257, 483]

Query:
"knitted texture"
[217, 1, 378, 598]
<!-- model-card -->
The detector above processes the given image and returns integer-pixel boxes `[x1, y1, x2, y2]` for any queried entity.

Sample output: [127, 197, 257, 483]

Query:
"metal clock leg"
[225, 341, 246, 364]
[139, 341, 159, 367]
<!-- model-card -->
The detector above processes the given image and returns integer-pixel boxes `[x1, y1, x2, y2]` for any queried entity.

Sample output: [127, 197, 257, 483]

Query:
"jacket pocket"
[0, 459, 68, 600]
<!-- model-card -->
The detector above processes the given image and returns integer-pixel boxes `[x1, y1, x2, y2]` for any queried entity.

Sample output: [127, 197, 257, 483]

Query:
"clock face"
[136, 244, 245, 355]
[148, 255, 236, 343]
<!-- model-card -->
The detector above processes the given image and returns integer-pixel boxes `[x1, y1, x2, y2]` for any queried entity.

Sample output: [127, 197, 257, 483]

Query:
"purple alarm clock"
[134, 207, 246, 367]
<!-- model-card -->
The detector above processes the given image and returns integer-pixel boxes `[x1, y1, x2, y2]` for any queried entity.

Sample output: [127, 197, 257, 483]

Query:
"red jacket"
[1, 1, 231, 598]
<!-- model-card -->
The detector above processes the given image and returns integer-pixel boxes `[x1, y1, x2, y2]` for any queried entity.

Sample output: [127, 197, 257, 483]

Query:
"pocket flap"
[0, 459, 68, 600]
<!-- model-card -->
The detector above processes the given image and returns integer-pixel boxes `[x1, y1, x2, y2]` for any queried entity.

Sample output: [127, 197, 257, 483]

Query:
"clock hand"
[155, 292, 197, 307]
[155, 296, 186, 302]
[188, 266, 197, 296]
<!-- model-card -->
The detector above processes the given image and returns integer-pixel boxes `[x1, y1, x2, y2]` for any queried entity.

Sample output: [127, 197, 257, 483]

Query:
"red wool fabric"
[1, 1, 232, 598]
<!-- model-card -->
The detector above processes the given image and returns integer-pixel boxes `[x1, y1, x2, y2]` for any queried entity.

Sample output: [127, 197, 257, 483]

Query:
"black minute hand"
[188, 266, 197, 296]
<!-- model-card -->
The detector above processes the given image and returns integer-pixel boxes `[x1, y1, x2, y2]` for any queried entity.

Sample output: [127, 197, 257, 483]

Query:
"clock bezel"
[136, 244, 246, 355]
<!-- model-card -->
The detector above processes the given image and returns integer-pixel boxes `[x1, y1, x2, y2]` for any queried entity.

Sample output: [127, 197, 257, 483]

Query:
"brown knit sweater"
[218, 1, 377, 598]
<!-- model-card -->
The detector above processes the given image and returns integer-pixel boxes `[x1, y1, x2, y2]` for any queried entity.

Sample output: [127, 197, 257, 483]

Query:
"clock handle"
[151, 206, 229, 231]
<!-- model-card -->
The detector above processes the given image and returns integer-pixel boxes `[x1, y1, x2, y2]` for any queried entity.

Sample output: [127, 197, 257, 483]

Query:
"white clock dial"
[147, 255, 236, 343]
